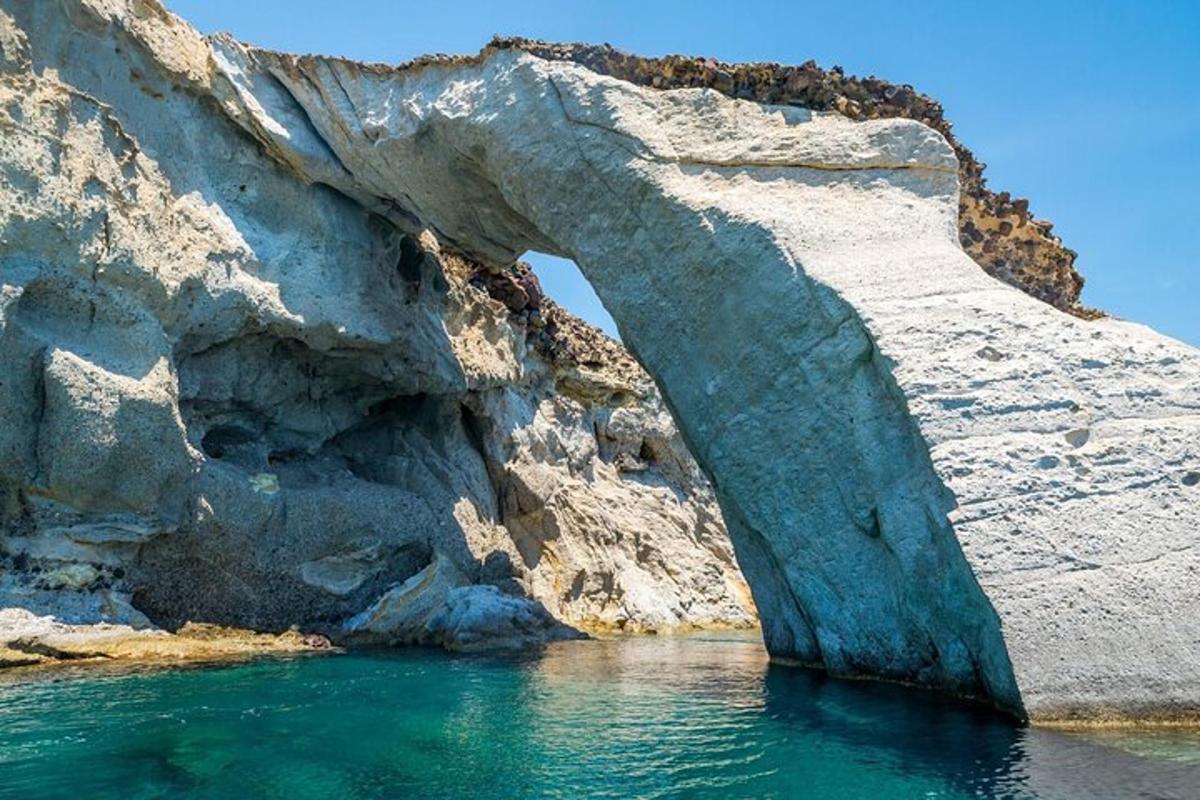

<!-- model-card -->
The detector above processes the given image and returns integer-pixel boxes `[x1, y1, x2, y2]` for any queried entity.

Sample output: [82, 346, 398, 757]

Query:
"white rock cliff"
[0, 0, 754, 663]
[1, 1, 1198, 721]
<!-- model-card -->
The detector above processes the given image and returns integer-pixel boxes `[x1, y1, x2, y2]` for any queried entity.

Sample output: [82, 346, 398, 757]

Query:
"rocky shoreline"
[0, 608, 332, 673]
[0, 0, 756, 655]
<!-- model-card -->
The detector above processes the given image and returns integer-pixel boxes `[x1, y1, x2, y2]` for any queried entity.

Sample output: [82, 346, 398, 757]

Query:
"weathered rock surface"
[0, 0, 754, 665]
[489, 38, 1094, 317]
[341, 552, 580, 651]
[1, 1, 1197, 723]
[0, 608, 329, 670]
[199, 23, 1199, 720]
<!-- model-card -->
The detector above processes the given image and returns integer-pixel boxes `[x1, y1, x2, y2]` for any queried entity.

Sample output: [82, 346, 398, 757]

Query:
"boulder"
[342, 552, 577, 651]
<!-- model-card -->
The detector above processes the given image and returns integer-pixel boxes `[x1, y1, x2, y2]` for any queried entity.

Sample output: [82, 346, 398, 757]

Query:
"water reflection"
[0, 633, 1197, 799]
[512, 633, 1200, 799]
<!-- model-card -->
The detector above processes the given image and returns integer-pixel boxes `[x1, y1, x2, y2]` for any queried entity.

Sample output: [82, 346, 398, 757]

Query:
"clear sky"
[170, 0, 1199, 345]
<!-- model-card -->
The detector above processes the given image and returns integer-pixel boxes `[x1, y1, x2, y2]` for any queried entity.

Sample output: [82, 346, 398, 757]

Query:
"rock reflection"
[515, 632, 1200, 800]
[1, 633, 1198, 799]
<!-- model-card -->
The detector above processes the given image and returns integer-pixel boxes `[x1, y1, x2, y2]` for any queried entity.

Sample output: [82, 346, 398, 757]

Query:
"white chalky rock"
[2, 1, 1198, 720]
[206, 35, 1200, 719]
[0, 1, 754, 659]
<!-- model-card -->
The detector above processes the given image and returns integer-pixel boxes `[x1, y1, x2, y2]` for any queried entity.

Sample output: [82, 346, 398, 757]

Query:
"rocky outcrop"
[341, 552, 580, 651]
[2, 1, 1197, 723]
[0, 0, 754, 660]
[0, 608, 329, 670]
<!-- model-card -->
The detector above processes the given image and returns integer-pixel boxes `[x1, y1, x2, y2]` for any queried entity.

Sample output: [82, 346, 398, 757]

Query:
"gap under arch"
[522, 251, 620, 341]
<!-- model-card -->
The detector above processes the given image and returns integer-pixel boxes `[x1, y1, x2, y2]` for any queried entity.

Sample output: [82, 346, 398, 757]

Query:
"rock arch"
[208, 42, 1200, 720]
[2, 0, 1198, 721]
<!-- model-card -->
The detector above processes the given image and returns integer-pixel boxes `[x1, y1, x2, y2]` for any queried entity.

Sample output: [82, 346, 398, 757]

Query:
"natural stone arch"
[3, 0, 1198, 721]
[208, 42, 1200, 720]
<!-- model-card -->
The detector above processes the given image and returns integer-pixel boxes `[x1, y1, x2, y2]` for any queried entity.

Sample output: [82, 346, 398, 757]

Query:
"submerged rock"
[1, 1, 1197, 723]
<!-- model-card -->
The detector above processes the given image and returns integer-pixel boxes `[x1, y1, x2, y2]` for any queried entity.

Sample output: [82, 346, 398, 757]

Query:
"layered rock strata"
[2, 1, 1198, 723]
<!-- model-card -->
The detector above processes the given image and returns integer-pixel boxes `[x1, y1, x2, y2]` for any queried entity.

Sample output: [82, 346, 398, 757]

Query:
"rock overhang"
[204, 33, 1026, 713]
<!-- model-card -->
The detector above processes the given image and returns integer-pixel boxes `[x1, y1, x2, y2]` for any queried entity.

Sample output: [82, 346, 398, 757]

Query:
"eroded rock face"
[0, 1, 754, 658]
[200, 24, 1200, 720]
[1, 1, 1197, 722]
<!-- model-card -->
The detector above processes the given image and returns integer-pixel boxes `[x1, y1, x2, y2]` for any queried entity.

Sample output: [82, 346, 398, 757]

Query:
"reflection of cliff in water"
[517, 632, 1200, 799]
[3, 633, 1199, 798]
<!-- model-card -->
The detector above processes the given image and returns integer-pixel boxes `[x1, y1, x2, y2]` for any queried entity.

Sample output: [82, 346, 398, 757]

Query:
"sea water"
[1, 631, 1197, 799]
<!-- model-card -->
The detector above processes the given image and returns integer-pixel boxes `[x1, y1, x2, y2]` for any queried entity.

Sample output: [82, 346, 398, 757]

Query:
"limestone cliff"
[0, 0, 754, 664]
[2, 0, 1198, 725]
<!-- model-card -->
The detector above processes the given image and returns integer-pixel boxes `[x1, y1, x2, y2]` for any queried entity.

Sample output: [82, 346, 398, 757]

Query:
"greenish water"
[1, 632, 1198, 799]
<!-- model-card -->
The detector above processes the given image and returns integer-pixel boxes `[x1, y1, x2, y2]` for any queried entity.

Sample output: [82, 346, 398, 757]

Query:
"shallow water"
[1, 632, 1198, 799]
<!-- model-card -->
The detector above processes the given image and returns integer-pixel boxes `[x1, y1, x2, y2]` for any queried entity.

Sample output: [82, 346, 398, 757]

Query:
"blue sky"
[171, 1, 1199, 344]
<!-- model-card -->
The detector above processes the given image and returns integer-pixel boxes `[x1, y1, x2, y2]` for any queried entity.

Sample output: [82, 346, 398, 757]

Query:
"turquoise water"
[1, 632, 1198, 799]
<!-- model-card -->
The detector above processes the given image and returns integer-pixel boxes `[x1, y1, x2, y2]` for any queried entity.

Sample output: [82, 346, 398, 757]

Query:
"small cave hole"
[396, 235, 424, 286]
[367, 393, 429, 421]
[200, 425, 257, 460]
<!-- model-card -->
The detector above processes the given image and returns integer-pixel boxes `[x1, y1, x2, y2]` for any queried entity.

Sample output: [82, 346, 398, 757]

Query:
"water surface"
[1, 632, 1197, 799]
